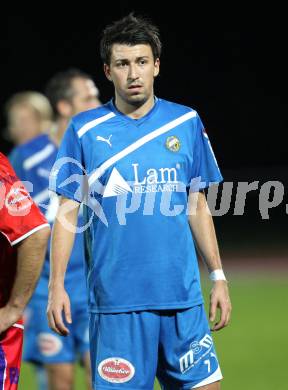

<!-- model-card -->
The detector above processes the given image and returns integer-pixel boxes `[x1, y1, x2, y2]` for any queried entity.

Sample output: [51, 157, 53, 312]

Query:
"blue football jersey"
[9, 134, 87, 302]
[51, 98, 223, 313]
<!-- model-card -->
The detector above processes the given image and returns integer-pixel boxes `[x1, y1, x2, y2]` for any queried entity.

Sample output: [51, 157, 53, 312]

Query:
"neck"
[49, 118, 69, 146]
[115, 94, 155, 119]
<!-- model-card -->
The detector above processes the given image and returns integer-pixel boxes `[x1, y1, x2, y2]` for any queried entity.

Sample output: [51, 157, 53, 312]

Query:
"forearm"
[7, 226, 50, 311]
[49, 196, 80, 287]
[47, 196, 79, 336]
[188, 191, 223, 272]
[188, 191, 232, 330]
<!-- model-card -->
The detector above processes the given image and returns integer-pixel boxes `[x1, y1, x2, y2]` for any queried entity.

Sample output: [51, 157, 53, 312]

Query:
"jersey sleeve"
[0, 154, 49, 246]
[189, 113, 223, 191]
[49, 120, 86, 203]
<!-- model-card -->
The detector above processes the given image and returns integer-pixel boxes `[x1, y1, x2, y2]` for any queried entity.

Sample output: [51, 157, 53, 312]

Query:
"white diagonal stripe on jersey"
[23, 144, 55, 170]
[77, 112, 116, 138]
[33, 188, 50, 204]
[88, 111, 196, 187]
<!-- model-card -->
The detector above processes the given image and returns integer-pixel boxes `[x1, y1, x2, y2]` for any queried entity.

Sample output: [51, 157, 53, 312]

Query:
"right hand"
[47, 283, 72, 336]
[0, 305, 22, 334]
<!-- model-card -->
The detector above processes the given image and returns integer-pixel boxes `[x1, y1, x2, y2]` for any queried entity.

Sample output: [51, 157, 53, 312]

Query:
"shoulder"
[10, 134, 51, 156]
[158, 99, 198, 116]
[156, 99, 207, 148]
[156, 98, 201, 134]
[9, 135, 56, 172]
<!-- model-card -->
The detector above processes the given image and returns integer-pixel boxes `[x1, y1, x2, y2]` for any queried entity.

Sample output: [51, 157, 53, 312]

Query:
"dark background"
[1, 4, 287, 259]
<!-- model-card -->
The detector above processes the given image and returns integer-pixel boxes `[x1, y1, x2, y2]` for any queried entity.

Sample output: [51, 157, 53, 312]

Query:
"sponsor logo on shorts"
[5, 185, 33, 215]
[179, 333, 214, 373]
[38, 333, 63, 356]
[98, 357, 135, 383]
[190, 340, 202, 354]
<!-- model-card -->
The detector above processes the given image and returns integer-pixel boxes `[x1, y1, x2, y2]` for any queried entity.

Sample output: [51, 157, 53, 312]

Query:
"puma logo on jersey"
[96, 134, 112, 147]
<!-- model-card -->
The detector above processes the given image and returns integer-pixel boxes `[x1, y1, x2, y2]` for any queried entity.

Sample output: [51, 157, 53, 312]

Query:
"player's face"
[70, 77, 101, 115]
[8, 104, 43, 145]
[104, 44, 160, 111]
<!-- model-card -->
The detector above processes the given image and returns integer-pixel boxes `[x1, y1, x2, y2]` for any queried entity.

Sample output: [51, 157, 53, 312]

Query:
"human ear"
[104, 64, 112, 81]
[154, 58, 160, 77]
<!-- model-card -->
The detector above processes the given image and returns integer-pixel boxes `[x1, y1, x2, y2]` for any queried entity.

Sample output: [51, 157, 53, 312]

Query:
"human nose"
[127, 63, 139, 80]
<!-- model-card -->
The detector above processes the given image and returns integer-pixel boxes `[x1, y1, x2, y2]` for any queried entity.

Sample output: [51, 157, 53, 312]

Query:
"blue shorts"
[89, 305, 222, 389]
[23, 299, 90, 364]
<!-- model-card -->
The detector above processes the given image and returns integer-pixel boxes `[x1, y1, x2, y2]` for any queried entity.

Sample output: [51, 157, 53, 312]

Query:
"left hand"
[47, 283, 72, 336]
[209, 280, 232, 331]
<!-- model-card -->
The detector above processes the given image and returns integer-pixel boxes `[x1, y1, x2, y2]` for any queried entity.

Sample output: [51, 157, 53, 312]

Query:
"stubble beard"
[124, 90, 150, 108]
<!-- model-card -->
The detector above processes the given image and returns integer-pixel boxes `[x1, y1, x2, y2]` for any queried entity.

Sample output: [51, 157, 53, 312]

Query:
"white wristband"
[209, 269, 227, 281]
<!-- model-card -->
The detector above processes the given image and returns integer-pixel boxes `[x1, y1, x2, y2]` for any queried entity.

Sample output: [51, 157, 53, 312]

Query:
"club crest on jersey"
[166, 136, 181, 152]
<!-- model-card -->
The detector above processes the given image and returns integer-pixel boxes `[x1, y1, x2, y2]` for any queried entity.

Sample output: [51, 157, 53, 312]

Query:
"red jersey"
[0, 153, 49, 308]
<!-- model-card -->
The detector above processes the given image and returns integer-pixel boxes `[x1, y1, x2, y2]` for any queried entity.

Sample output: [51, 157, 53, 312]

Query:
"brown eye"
[116, 61, 127, 68]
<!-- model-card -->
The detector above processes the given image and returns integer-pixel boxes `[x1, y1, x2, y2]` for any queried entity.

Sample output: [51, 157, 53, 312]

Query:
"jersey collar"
[108, 97, 160, 127]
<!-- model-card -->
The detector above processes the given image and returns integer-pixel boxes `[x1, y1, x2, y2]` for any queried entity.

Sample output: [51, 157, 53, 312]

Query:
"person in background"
[5, 91, 53, 146]
[8, 68, 101, 390]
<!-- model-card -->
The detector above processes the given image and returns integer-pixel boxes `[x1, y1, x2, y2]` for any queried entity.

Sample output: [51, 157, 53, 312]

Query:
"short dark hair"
[45, 68, 92, 116]
[100, 13, 162, 65]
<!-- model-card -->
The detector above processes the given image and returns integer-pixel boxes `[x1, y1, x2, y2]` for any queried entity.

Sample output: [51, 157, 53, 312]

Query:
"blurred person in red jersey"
[0, 152, 50, 389]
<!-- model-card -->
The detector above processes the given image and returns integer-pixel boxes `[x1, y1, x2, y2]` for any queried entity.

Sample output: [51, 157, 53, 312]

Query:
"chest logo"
[166, 135, 180, 152]
[96, 134, 112, 147]
[103, 168, 132, 198]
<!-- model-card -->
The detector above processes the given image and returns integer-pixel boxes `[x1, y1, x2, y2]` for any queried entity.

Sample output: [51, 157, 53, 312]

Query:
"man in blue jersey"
[8, 68, 101, 390]
[47, 14, 232, 390]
